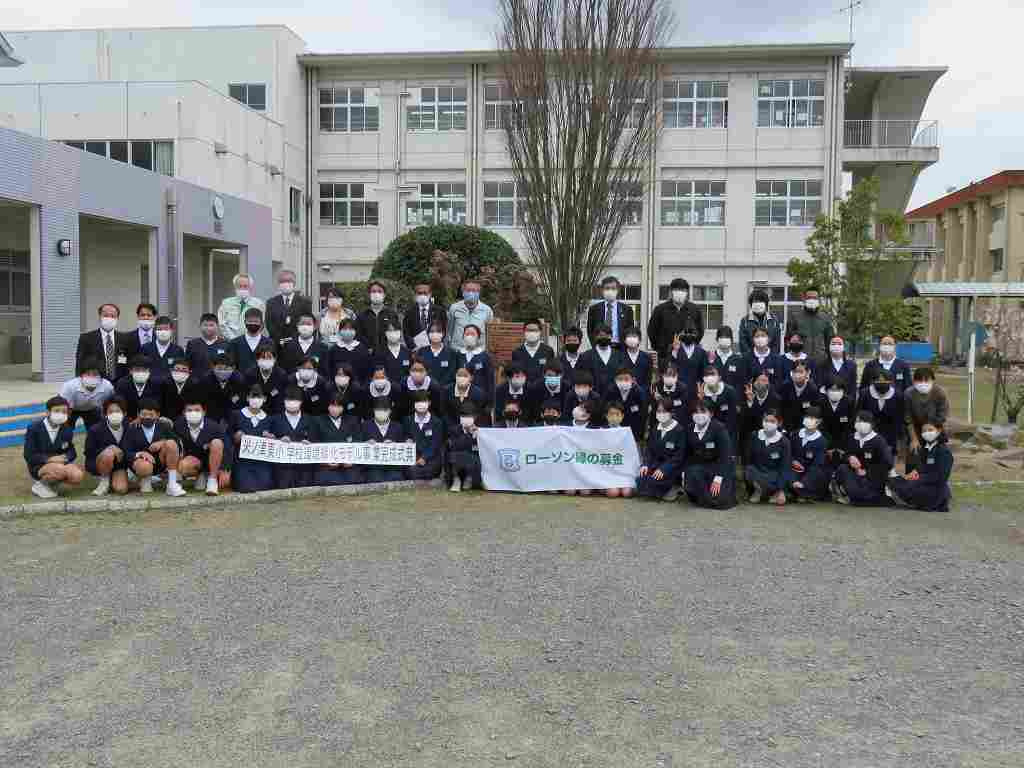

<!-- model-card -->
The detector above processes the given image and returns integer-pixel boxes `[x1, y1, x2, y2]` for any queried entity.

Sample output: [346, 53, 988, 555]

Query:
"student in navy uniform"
[325, 363, 367, 421]
[788, 406, 831, 502]
[669, 326, 708, 398]
[446, 401, 482, 492]
[292, 355, 329, 416]
[229, 307, 272, 376]
[399, 357, 443, 421]
[744, 408, 791, 505]
[245, 344, 288, 414]
[779, 332, 818, 383]
[140, 315, 185, 384]
[365, 365, 401, 413]
[607, 367, 648, 443]
[887, 421, 953, 511]
[745, 327, 783, 392]
[374, 320, 412, 386]
[709, 326, 749, 395]
[601, 401, 636, 499]
[741, 373, 781, 458]
[697, 365, 740, 446]
[511, 318, 555, 386]
[175, 398, 230, 495]
[161, 358, 203, 422]
[313, 392, 365, 487]
[185, 313, 228, 380]
[456, 324, 495, 412]
[619, 328, 653, 392]
[651, 363, 688, 429]
[528, 361, 564, 424]
[279, 313, 330, 376]
[114, 355, 163, 421]
[266, 387, 317, 489]
[778, 362, 821, 434]
[562, 401, 599, 496]
[227, 386, 276, 494]
[563, 369, 604, 427]
[419, 321, 456, 388]
[636, 397, 687, 501]
[25, 396, 84, 499]
[539, 398, 562, 426]
[821, 379, 855, 452]
[200, 354, 247, 424]
[494, 363, 530, 419]
[443, 366, 489, 431]
[558, 327, 585, 388]
[330, 318, 373, 385]
[831, 411, 894, 507]
[580, 323, 622, 396]
[819, 336, 858, 395]
[124, 398, 186, 496]
[683, 400, 738, 510]
[363, 396, 407, 483]
[85, 396, 132, 497]
[858, 370, 905, 456]
[495, 399, 528, 428]
[859, 334, 912, 392]
[403, 390, 445, 481]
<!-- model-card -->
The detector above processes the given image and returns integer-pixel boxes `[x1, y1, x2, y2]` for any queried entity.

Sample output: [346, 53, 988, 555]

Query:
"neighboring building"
[905, 170, 1024, 357]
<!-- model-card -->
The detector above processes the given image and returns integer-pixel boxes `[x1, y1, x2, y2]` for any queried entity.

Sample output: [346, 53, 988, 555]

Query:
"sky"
[3, 0, 1022, 210]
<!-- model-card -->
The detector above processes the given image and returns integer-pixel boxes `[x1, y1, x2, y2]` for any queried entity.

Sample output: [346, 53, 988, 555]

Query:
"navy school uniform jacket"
[374, 344, 413, 386]
[456, 350, 496, 405]
[160, 376, 203, 422]
[526, 381, 562, 423]
[24, 419, 77, 475]
[447, 426, 480, 456]
[494, 381, 530, 420]
[329, 342, 373, 385]
[685, 420, 734, 475]
[442, 384, 489, 429]
[559, 352, 585, 390]
[819, 356, 858, 396]
[243, 365, 290, 414]
[838, 431, 894, 490]
[123, 421, 179, 464]
[858, 386, 906, 450]
[139, 341, 186, 383]
[650, 382, 689, 429]
[363, 418, 405, 445]
[907, 440, 954, 483]
[821, 396, 856, 449]
[113, 376, 164, 420]
[268, 412, 317, 443]
[292, 375, 330, 416]
[605, 383, 648, 442]
[279, 338, 330, 378]
[620, 348, 654, 391]
[778, 353, 817, 383]
[174, 416, 232, 465]
[745, 351, 784, 392]
[185, 337, 228, 379]
[643, 421, 687, 475]
[365, 380, 401, 412]
[228, 335, 272, 377]
[741, 390, 783, 436]
[581, 346, 623, 396]
[197, 371, 247, 424]
[670, 344, 708, 396]
[778, 380, 823, 434]
[709, 351, 750, 395]
[419, 344, 457, 388]
[745, 430, 792, 475]
[313, 414, 364, 444]
[562, 389, 605, 427]
[398, 378, 443, 421]
[323, 381, 368, 421]
[84, 421, 128, 473]
[403, 414, 445, 464]
[511, 343, 556, 386]
[789, 429, 829, 474]
[700, 383, 741, 440]
[859, 357, 913, 393]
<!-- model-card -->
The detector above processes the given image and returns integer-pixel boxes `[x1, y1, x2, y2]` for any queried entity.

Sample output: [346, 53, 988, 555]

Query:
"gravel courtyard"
[1, 487, 1022, 767]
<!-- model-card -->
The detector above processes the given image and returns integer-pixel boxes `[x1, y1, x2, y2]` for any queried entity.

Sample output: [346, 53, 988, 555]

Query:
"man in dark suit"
[587, 276, 635, 348]
[125, 303, 158, 358]
[264, 269, 314, 350]
[402, 283, 447, 351]
[76, 303, 135, 382]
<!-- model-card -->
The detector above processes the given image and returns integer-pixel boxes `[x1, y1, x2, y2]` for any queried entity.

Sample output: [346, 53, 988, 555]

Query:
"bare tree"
[496, 0, 674, 331]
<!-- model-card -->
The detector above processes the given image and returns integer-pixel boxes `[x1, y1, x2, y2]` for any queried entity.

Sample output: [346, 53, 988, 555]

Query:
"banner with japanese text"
[477, 426, 641, 492]
[238, 435, 416, 466]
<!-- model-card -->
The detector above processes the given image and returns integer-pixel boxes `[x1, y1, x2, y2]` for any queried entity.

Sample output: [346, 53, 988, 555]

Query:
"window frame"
[289, 187, 302, 233]
[0, 249, 31, 312]
[483, 181, 527, 227]
[754, 179, 823, 227]
[62, 139, 174, 176]
[659, 180, 727, 227]
[661, 80, 729, 129]
[319, 182, 380, 228]
[407, 86, 468, 133]
[991, 248, 1005, 274]
[405, 182, 468, 227]
[229, 83, 267, 111]
[318, 86, 381, 133]
[756, 78, 825, 128]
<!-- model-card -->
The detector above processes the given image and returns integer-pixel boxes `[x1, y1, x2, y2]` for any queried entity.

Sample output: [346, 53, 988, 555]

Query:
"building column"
[960, 205, 975, 281]
[29, 205, 42, 379]
[973, 199, 990, 281]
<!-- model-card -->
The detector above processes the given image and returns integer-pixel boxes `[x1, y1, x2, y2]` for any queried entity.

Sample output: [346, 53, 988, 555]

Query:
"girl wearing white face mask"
[637, 397, 686, 501]
[85, 397, 132, 497]
[683, 402, 738, 509]
[831, 410, 894, 506]
[362, 396, 408, 484]
[403, 392, 444, 482]
[267, 385, 316, 489]
[319, 287, 354, 343]
[419, 322, 456, 388]
[745, 407, 792, 506]
[788, 406, 831, 502]
[228, 385, 275, 494]
[905, 367, 950, 451]
[445, 366, 487, 428]
[314, 392, 366, 487]
[859, 334, 911, 392]
[887, 421, 953, 511]
[446, 403, 481, 492]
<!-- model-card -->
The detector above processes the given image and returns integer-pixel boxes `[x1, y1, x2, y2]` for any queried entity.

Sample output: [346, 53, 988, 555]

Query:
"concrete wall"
[79, 220, 150, 334]
[0, 205, 32, 363]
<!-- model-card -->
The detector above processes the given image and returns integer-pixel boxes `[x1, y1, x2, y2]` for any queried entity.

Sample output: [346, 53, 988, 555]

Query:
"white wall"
[79, 219, 151, 333]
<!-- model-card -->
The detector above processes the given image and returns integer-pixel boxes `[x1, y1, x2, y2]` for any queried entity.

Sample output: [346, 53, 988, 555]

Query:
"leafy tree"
[428, 250, 548, 322]
[873, 299, 928, 342]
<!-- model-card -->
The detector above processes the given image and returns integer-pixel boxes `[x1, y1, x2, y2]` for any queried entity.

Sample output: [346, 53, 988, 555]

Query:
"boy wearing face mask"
[778, 362, 821, 434]
[744, 407, 791, 506]
[161, 358, 202, 422]
[619, 327, 653, 391]
[326, 363, 367, 421]
[363, 396, 407, 483]
[115, 355, 162, 421]
[581, 322, 623, 396]
[60, 359, 114, 431]
[647, 277, 704, 364]
[495, 362, 530, 419]
[227, 386, 275, 493]
[787, 406, 831, 502]
[496, 399, 527, 429]
[903, 367, 949, 451]
[607, 368, 648, 443]
[738, 290, 782, 355]
[329, 317, 372, 385]
[683, 401, 737, 510]
[403, 284, 447, 351]
[25, 396, 84, 499]
[858, 370, 905, 456]
[443, 366, 488, 431]
[374, 320, 412, 386]
[563, 401, 598, 496]
[744, 328, 783, 392]
[244, 344, 288, 414]
[175, 399, 230, 496]
[140, 316, 184, 384]
[779, 332, 818, 383]
[199, 354, 247, 425]
[403, 391, 445, 481]
[831, 411, 894, 506]
[279, 313, 329, 376]
[669, 326, 708, 399]
[228, 307, 271, 375]
[563, 370, 604, 428]
[821, 379, 855, 453]
[313, 392, 366, 487]
[540, 399, 563, 426]
[455, 324, 495, 411]
[266, 386, 317, 488]
[419, 321, 456, 388]
[887, 421, 953, 511]
[400, 358, 443, 421]
[447, 402, 482, 492]
[637, 397, 687, 501]
[511, 319, 555, 386]
[125, 398, 186, 496]
[185, 314, 228, 379]
[528, 361, 564, 424]
[293, 356, 328, 416]
[709, 326, 749, 394]
[85, 396, 132, 496]
[558, 327, 585, 384]
[356, 280, 401, 355]
[859, 334, 911, 392]
[786, 288, 834, 366]
[741, 373, 782, 459]
[820, 336, 857, 395]
[366, 364, 400, 413]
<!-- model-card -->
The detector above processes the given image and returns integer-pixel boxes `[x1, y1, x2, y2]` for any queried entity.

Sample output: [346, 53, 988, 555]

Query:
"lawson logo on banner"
[478, 426, 641, 492]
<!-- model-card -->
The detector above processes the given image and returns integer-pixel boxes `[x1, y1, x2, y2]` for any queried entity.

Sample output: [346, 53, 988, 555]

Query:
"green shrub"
[328, 279, 415, 316]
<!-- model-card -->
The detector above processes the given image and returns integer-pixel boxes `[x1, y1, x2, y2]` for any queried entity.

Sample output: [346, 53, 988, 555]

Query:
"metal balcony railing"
[843, 119, 939, 149]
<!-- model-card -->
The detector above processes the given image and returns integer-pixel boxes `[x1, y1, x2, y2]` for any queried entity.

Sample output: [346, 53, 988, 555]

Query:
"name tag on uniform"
[539, 358, 546, 366]
[231, 395, 240, 403]
[60, 442, 68, 450]
[767, 368, 775, 376]
[728, 365, 736, 372]
[117, 354, 128, 364]
[402, 360, 410, 367]
[346, 402, 355, 410]
[285, 315, 291, 325]
[865, 452, 873, 459]
[896, 373, 904, 381]
[673, 399, 682, 407]
[202, 442, 209, 450]
[311, 395, 320, 402]
[720, 404, 729, 412]
[839, 416, 848, 423]
[770, 452, 780, 460]
[328, 335, 339, 344]
[630, 405, 640, 412]
[425, 429, 433, 437]
[472, 445, 479, 452]
[666, 442, 675, 450]
[270, 389, 279, 397]
[802, 401, 810, 409]
[441, 360, 449, 367]
[705, 442, 715, 449]
[474, 363, 483, 370]
[806, 451, 814, 460]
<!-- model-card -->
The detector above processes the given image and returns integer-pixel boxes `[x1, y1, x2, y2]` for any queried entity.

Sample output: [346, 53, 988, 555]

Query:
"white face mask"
[625, 336, 639, 349]
[386, 331, 402, 344]
[827, 390, 844, 403]
[921, 429, 939, 443]
[107, 411, 125, 428]
[82, 375, 100, 390]
[603, 288, 618, 301]
[803, 418, 819, 431]
[298, 324, 315, 339]
[574, 388, 590, 400]
[511, 377, 526, 390]
[751, 302, 766, 315]
[414, 401, 430, 414]
[671, 290, 688, 303]
[463, 335, 478, 349]
[524, 331, 540, 344]
[662, 376, 677, 388]
[278, 282, 295, 296]
[429, 331, 443, 344]
[830, 344, 844, 356]
[138, 319, 155, 330]
[185, 410, 203, 426]
[297, 369, 315, 382]
[855, 421, 872, 436]
[717, 338, 732, 351]
[915, 381, 933, 395]
[327, 298, 342, 309]
[258, 358, 276, 372]
[284, 400, 303, 414]
[49, 411, 69, 426]
[132, 371, 150, 385]
[703, 375, 719, 388]
[455, 377, 470, 389]
[371, 380, 390, 393]
[155, 329, 172, 343]
[100, 316, 118, 331]
[335, 376, 350, 388]
[754, 337, 769, 349]
[572, 407, 587, 422]
[236, 288, 251, 300]
[616, 380, 631, 391]
[879, 344, 895, 356]
[459, 416, 475, 428]
[804, 299, 820, 310]
[762, 421, 778, 434]
[369, 291, 384, 306]
[655, 411, 672, 425]
[171, 370, 190, 384]
[415, 294, 431, 307]
[692, 413, 710, 427]
[248, 398, 265, 411]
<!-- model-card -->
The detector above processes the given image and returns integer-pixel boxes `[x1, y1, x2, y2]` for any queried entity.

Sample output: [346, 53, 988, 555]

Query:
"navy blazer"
[113, 376, 164, 420]
[268, 412, 317, 443]
[510, 343, 555, 386]
[185, 337, 228, 379]
[23, 419, 77, 474]
[819, 357, 858, 396]
[228, 335, 272, 377]
[313, 414, 364, 444]
[526, 381, 562, 423]
[859, 357, 913, 392]
[643, 422, 687, 474]
[174, 416, 230, 461]
[374, 345, 413, 385]
[197, 371, 247, 424]
[362, 419, 406, 444]
[447, 426, 479, 455]
[744, 352, 784, 392]
[839, 431, 893, 490]
[456, 350, 496, 405]
[291, 375, 330, 416]
[580, 347, 624, 396]
[398, 379, 443, 421]
[701, 384, 741, 439]
[778, 353, 818, 384]
[821, 396, 856, 448]
[605, 383, 648, 443]
[494, 382, 530, 420]
[123, 421, 179, 463]
[418, 344, 457, 388]
[84, 421, 129, 473]
[243, 366, 290, 414]
[559, 352, 586, 390]
[329, 342, 373, 385]
[442, 385, 488, 429]
[323, 382, 368, 420]
[403, 414, 445, 464]
[139, 340, 186, 383]
[742, 390, 782, 436]
[685, 420, 734, 477]
[746, 431, 792, 474]
[160, 376, 204, 422]
[778, 380, 823, 434]
[858, 387, 906, 450]
[279, 338, 330, 377]
[620, 348, 654, 390]
[709, 351, 750, 395]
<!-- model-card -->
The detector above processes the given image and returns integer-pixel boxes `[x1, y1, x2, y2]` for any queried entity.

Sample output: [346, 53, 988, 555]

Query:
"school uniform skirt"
[888, 477, 951, 512]
[744, 466, 788, 494]
[635, 464, 683, 498]
[789, 464, 832, 500]
[274, 464, 315, 489]
[406, 455, 443, 481]
[233, 456, 275, 494]
[316, 464, 364, 486]
[684, 463, 738, 510]
[448, 450, 481, 484]
[363, 466, 406, 483]
[835, 465, 888, 506]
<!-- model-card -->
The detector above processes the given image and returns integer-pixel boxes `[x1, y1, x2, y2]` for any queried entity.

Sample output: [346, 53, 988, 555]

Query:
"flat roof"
[906, 170, 1024, 219]
[6, 24, 305, 42]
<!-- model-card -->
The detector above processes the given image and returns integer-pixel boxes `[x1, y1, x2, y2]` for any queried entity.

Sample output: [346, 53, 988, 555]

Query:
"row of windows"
[0, 250, 30, 311]
[317, 78, 826, 133]
[316, 179, 822, 228]
[62, 139, 175, 176]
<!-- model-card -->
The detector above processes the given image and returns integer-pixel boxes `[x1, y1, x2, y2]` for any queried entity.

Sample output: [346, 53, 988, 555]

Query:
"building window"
[319, 183, 379, 227]
[319, 87, 380, 132]
[755, 180, 822, 226]
[140, 263, 150, 304]
[613, 182, 644, 225]
[657, 284, 724, 329]
[290, 188, 302, 233]
[991, 205, 1005, 224]
[485, 83, 516, 130]
[483, 181, 527, 227]
[662, 80, 728, 128]
[991, 248, 1005, 273]
[0, 250, 30, 311]
[407, 86, 468, 132]
[63, 139, 174, 176]
[757, 79, 825, 128]
[406, 183, 467, 226]
[229, 83, 267, 111]
[659, 180, 726, 226]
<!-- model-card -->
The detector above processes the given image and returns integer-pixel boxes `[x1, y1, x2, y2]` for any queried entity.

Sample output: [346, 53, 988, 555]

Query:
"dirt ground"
[1, 486, 1021, 767]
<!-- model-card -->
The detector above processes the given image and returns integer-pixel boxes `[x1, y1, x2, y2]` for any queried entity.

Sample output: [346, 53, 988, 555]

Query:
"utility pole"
[840, 0, 864, 65]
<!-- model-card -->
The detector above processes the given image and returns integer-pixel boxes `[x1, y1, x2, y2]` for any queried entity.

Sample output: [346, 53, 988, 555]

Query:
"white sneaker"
[165, 481, 187, 498]
[449, 476, 462, 493]
[139, 477, 154, 494]
[194, 472, 207, 490]
[92, 477, 110, 496]
[31, 480, 58, 499]
[205, 476, 219, 496]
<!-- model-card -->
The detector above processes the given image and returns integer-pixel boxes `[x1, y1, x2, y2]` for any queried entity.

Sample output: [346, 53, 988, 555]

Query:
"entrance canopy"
[902, 282, 1024, 299]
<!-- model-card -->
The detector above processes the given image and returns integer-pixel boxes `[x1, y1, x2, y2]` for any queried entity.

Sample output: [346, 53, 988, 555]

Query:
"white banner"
[477, 426, 641, 492]
[238, 435, 416, 466]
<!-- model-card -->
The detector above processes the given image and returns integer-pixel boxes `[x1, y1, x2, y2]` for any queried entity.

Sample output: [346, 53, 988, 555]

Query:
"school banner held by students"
[478, 427, 641, 492]
[239, 435, 416, 466]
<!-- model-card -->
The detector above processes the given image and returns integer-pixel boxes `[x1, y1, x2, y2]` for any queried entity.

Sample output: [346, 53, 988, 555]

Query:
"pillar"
[29, 205, 42, 379]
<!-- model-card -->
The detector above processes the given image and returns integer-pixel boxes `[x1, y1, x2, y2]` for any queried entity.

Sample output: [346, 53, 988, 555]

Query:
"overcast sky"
[4, 0, 1021, 210]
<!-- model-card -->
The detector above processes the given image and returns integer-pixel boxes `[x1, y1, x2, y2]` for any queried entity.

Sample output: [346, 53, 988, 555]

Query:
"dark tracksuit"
[788, 430, 831, 500]
[636, 421, 687, 498]
[24, 419, 77, 480]
[744, 431, 792, 496]
[403, 414, 445, 480]
[313, 414, 365, 487]
[890, 440, 953, 511]
[683, 420, 737, 510]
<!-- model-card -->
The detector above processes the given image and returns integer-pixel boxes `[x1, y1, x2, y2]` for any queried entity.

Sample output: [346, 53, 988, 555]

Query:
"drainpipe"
[305, 66, 315, 295]
[166, 186, 181, 322]
[645, 62, 659, 330]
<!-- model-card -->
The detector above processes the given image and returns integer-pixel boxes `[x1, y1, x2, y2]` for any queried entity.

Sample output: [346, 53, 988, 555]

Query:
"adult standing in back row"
[217, 273, 266, 341]
[647, 278, 704, 368]
[265, 269, 313, 351]
[786, 288, 834, 366]
[356, 280, 401, 356]
[447, 279, 493, 353]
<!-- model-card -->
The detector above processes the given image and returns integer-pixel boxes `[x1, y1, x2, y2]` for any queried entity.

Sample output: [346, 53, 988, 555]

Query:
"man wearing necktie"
[266, 269, 313, 351]
[587, 275, 635, 349]
[402, 283, 447, 350]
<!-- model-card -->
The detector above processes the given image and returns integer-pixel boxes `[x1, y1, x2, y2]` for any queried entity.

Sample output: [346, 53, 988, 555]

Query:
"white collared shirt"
[245, 333, 262, 352]
[657, 419, 678, 436]
[757, 428, 783, 444]
[855, 430, 877, 448]
[799, 429, 822, 447]
[286, 412, 302, 429]
[44, 419, 61, 444]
